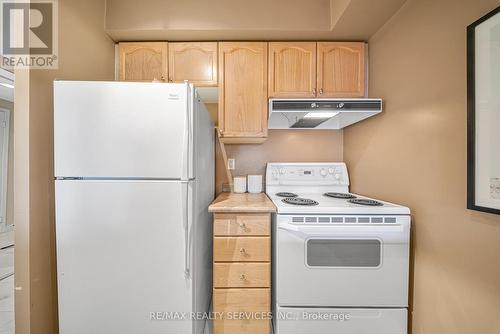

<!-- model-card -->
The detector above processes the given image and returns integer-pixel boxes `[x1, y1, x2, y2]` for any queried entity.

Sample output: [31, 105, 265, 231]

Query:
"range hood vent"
[268, 98, 382, 129]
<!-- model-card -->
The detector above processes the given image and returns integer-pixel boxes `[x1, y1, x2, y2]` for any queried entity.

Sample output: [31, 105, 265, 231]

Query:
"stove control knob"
[280, 168, 286, 174]
[334, 173, 341, 180]
[320, 169, 328, 177]
[328, 168, 335, 174]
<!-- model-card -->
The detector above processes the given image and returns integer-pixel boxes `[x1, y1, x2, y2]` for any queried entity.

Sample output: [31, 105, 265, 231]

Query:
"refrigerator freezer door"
[55, 180, 194, 334]
[54, 81, 192, 179]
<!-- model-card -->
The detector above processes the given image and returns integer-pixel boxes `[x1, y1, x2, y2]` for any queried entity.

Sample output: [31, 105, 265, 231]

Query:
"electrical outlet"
[228, 159, 235, 170]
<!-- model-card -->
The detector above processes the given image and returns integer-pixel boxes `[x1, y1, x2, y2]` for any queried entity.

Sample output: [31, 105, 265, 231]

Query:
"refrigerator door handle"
[181, 181, 191, 278]
[181, 83, 193, 181]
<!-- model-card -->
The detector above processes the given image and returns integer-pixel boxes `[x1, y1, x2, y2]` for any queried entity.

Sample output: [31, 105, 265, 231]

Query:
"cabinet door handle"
[319, 88, 324, 95]
[312, 88, 317, 96]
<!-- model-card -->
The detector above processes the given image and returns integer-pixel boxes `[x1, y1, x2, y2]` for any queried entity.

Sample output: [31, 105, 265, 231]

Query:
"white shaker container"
[247, 175, 263, 193]
[233, 176, 247, 193]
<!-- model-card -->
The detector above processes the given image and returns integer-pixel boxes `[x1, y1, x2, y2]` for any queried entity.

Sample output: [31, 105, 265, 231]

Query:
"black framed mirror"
[467, 5, 500, 215]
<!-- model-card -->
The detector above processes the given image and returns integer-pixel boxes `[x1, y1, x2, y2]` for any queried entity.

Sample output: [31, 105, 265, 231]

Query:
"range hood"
[268, 98, 382, 129]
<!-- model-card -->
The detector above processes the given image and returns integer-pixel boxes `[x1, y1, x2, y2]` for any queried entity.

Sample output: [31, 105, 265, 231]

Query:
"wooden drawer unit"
[214, 213, 270, 236]
[214, 263, 270, 288]
[214, 237, 270, 262]
[209, 196, 275, 334]
[213, 288, 271, 334]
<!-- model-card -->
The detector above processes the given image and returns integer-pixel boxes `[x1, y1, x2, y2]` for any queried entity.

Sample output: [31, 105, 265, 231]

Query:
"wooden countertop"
[209, 192, 276, 213]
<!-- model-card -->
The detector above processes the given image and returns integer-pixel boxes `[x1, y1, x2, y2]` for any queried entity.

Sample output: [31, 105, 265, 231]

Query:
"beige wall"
[104, 0, 407, 41]
[106, 0, 331, 33]
[0, 99, 13, 228]
[344, 0, 500, 333]
[219, 130, 344, 192]
[206, 104, 344, 193]
[22, 0, 115, 333]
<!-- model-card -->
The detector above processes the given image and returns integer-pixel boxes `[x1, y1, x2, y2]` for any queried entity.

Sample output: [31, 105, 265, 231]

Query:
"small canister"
[233, 176, 247, 193]
[247, 175, 263, 193]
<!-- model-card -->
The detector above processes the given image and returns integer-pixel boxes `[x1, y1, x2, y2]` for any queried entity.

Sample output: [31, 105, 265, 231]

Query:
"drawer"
[213, 318, 270, 334]
[214, 237, 270, 262]
[214, 263, 270, 288]
[214, 288, 270, 334]
[214, 214, 270, 236]
[214, 288, 270, 312]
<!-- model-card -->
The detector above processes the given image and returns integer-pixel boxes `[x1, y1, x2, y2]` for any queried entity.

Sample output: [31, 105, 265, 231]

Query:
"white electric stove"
[266, 162, 411, 334]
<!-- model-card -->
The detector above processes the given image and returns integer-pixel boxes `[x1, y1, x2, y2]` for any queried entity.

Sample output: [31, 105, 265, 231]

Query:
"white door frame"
[0, 107, 11, 230]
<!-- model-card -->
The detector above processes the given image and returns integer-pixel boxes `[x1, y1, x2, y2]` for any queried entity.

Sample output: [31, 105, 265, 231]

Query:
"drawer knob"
[239, 223, 247, 230]
[239, 248, 246, 254]
[239, 274, 246, 281]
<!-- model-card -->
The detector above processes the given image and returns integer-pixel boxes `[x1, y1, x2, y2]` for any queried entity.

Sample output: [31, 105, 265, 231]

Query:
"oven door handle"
[278, 223, 409, 243]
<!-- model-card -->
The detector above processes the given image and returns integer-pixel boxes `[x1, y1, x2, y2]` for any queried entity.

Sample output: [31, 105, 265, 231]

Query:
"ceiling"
[105, 0, 408, 42]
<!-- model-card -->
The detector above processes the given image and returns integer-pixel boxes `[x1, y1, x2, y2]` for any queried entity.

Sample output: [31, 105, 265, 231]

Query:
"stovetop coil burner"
[324, 192, 357, 199]
[348, 198, 383, 206]
[282, 197, 319, 206]
[276, 192, 298, 198]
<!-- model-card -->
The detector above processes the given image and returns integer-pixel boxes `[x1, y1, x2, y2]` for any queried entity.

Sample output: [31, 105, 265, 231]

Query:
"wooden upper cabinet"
[168, 42, 218, 86]
[218, 42, 268, 143]
[118, 42, 168, 82]
[317, 42, 367, 97]
[268, 42, 317, 98]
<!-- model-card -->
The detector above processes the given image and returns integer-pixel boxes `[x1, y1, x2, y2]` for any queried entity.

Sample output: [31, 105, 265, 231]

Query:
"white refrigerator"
[54, 81, 214, 334]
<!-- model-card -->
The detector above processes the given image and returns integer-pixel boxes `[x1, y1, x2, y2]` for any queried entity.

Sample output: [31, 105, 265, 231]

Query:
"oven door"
[275, 216, 410, 307]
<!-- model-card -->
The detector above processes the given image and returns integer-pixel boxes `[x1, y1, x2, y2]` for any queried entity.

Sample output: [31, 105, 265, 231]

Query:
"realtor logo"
[0, 0, 58, 69]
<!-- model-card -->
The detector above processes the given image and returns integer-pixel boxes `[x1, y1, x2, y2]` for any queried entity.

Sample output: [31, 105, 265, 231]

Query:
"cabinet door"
[168, 42, 218, 86]
[268, 42, 317, 98]
[118, 42, 168, 81]
[317, 42, 367, 97]
[218, 42, 268, 142]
